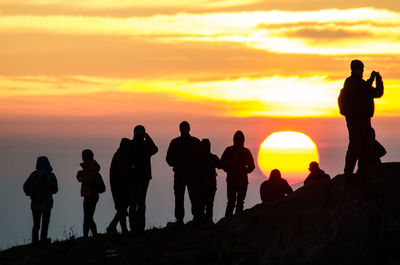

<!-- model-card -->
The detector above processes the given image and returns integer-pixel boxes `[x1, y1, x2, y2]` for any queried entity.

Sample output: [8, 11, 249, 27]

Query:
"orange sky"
[2, 0, 400, 248]
[1, 1, 400, 120]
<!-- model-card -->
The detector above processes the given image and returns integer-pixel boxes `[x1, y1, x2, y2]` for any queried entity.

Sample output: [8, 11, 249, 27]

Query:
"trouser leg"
[108, 213, 119, 230]
[135, 179, 150, 232]
[174, 174, 185, 223]
[357, 119, 372, 176]
[32, 210, 41, 243]
[128, 179, 138, 231]
[187, 174, 203, 222]
[205, 188, 216, 220]
[225, 182, 236, 217]
[117, 207, 128, 233]
[83, 196, 98, 237]
[344, 118, 359, 175]
[235, 184, 248, 214]
[40, 210, 51, 241]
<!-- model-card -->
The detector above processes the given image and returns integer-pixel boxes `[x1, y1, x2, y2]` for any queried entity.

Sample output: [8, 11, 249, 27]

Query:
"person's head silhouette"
[233, 130, 245, 146]
[36, 156, 53, 172]
[308, 161, 320, 173]
[134, 125, 146, 139]
[269, 169, 281, 181]
[179, 121, 190, 136]
[82, 149, 94, 162]
[351, 59, 364, 77]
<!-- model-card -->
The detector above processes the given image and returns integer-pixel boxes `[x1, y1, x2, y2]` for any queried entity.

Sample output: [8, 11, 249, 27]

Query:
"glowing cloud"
[0, 8, 400, 54]
[1, 75, 397, 118]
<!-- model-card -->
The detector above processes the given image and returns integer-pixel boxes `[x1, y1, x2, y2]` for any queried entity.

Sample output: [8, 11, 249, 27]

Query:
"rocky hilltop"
[1, 163, 400, 265]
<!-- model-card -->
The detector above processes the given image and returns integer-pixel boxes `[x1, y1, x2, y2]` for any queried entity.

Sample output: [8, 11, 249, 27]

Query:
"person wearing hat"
[128, 125, 158, 234]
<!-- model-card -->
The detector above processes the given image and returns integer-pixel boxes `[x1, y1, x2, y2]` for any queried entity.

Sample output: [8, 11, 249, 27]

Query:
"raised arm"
[145, 134, 159, 156]
[373, 73, 384, 98]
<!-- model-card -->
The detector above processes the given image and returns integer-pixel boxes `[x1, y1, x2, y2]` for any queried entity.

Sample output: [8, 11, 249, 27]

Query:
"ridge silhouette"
[9, 163, 400, 265]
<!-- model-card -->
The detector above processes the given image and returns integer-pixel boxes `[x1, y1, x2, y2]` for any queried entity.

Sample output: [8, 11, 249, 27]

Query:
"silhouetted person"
[339, 59, 383, 177]
[77, 149, 101, 237]
[107, 138, 131, 234]
[23, 156, 58, 244]
[200, 138, 221, 221]
[128, 125, 158, 234]
[166, 121, 203, 226]
[260, 169, 292, 203]
[369, 127, 386, 173]
[304, 161, 330, 186]
[221, 130, 255, 217]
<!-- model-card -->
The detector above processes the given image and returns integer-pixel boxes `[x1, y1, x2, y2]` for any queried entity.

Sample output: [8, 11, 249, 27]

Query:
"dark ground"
[1, 163, 400, 265]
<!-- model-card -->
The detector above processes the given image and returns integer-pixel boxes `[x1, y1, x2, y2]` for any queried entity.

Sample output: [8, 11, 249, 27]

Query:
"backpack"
[94, 173, 106, 194]
[30, 172, 48, 203]
[338, 88, 350, 116]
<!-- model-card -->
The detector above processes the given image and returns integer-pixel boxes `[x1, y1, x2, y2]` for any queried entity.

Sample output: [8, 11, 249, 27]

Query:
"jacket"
[166, 134, 203, 174]
[342, 74, 383, 119]
[23, 170, 58, 211]
[304, 169, 330, 186]
[78, 160, 100, 197]
[221, 145, 255, 186]
[130, 137, 158, 180]
[260, 177, 292, 203]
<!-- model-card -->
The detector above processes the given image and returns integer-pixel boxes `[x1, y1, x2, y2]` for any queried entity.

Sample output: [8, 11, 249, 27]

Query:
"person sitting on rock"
[260, 169, 293, 204]
[304, 161, 330, 186]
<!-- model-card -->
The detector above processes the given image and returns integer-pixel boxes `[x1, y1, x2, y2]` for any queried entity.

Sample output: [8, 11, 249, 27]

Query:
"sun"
[257, 131, 319, 184]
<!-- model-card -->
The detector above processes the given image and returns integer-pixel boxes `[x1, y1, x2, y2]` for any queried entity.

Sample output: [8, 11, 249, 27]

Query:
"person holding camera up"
[338, 59, 384, 180]
[128, 125, 158, 234]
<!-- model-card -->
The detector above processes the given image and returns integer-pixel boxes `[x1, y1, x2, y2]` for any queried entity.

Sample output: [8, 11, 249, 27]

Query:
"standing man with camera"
[339, 59, 384, 179]
[128, 125, 158, 234]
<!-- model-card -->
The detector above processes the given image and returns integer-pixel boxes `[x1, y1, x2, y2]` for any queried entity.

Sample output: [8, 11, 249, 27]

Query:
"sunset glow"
[1, 4, 399, 118]
[2, 0, 400, 250]
[258, 131, 319, 184]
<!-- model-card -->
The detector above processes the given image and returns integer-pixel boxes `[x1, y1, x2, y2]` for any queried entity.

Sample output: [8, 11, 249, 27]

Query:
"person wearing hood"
[221, 130, 255, 217]
[260, 169, 292, 203]
[76, 149, 101, 237]
[304, 161, 330, 186]
[166, 121, 204, 226]
[128, 125, 158, 234]
[107, 138, 131, 234]
[23, 156, 58, 244]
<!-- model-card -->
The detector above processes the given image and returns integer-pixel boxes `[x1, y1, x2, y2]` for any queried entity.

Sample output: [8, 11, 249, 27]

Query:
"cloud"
[1, 0, 400, 17]
[1, 8, 400, 55]
[283, 28, 372, 40]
